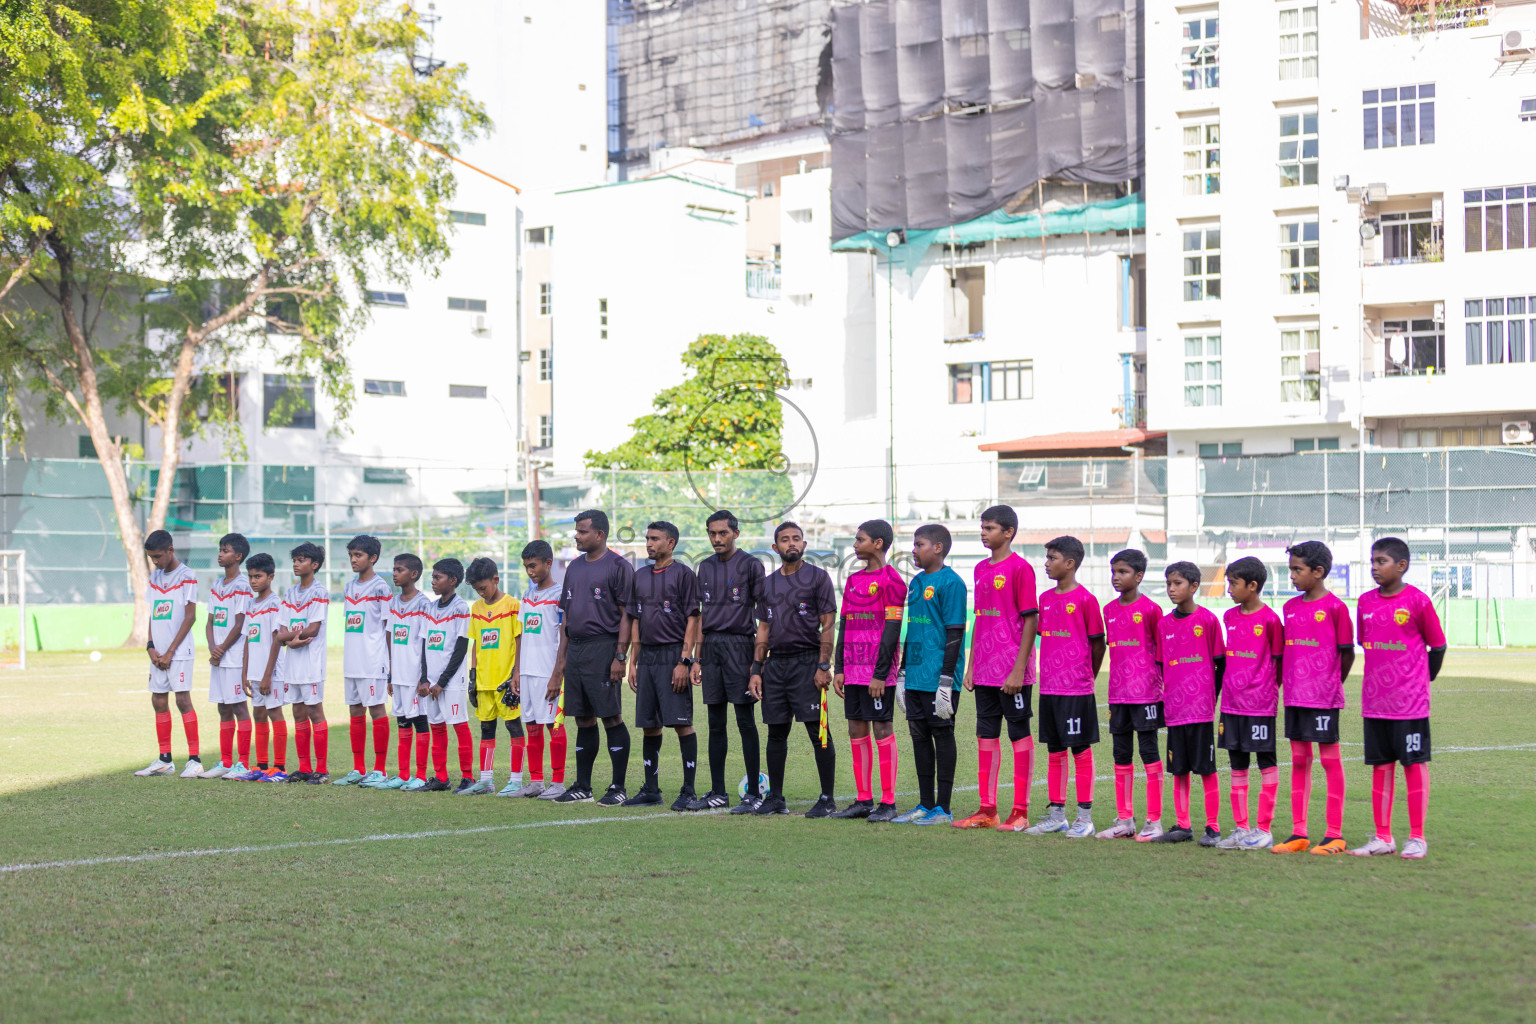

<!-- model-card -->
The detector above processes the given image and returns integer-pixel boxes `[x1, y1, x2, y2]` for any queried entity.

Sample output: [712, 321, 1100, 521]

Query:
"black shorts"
[565, 634, 622, 720]
[843, 682, 895, 723]
[634, 643, 692, 729]
[903, 687, 958, 729]
[1218, 712, 1277, 753]
[1284, 705, 1342, 744]
[1038, 692, 1100, 748]
[974, 685, 1032, 727]
[700, 632, 756, 705]
[1363, 716, 1432, 766]
[762, 651, 823, 725]
[1109, 701, 1164, 734]
[1165, 721, 1217, 776]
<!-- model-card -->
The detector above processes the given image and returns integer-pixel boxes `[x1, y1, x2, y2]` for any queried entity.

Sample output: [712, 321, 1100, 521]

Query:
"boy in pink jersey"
[1274, 540, 1355, 855]
[953, 505, 1040, 831]
[1099, 548, 1166, 841]
[1350, 537, 1446, 860]
[1149, 561, 1224, 845]
[832, 520, 907, 821]
[1215, 557, 1284, 850]
[1024, 536, 1104, 838]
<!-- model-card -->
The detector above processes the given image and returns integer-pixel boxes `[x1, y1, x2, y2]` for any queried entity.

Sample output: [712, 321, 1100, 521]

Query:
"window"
[538, 282, 552, 316]
[363, 379, 406, 397]
[1278, 112, 1318, 187]
[449, 384, 488, 399]
[1465, 297, 1533, 366]
[525, 226, 552, 247]
[1522, 99, 1536, 123]
[1181, 15, 1219, 91]
[599, 298, 608, 314]
[366, 290, 407, 307]
[1380, 210, 1442, 263]
[262, 465, 314, 521]
[1363, 84, 1435, 149]
[1182, 122, 1221, 195]
[1182, 227, 1221, 300]
[449, 210, 486, 226]
[945, 267, 985, 340]
[263, 374, 316, 429]
[1279, 219, 1321, 294]
[1464, 186, 1534, 252]
[1280, 327, 1321, 401]
[447, 297, 487, 312]
[78, 434, 96, 458]
[1082, 462, 1107, 488]
[948, 363, 978, 404]
[1183, 333, 1222, 407]
[1278, 4, 1318, 80]
[598, 297, 608, 336]
[1293, 437, 1340, 452]
[1400, 428, 1438, 448]
[1198, 442, 1243, 457]
[1383, 319, 1446, 376]
[363, 467, 411, 485]
[538, 415, 554, 448]
[990, 360, 1033, 401]
[538, 348, 553, 381]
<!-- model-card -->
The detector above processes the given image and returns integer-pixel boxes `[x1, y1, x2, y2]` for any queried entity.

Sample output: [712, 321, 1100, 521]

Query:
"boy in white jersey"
[519, 540, 567, 799]
[334, 534, 394, 786]
[418, 557, 474, 792]
[199, 533, 253, 778]
[370, 553, 433, 790]
[276, 541, 330, 783]
[233, 553, 290, 780]
[135, 530, 202, 777]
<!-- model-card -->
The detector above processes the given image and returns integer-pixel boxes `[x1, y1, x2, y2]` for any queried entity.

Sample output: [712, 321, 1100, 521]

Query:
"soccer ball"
[738, 772, 771, 800]
[88, 651, 102, 663]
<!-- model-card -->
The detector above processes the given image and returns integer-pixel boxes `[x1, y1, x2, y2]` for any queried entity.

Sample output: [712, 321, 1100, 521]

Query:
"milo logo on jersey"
[481, 628, 501, 649]
[247, 622, 262, 642]
[392, 624, 410, 645]
[152, 600, 173, 621]
[346, 611, 364, 633]
[213, 606, 229, 627]
[289, 617, 307, 631]
[524, 612, 543, 635]
[427, 629, 447, 651]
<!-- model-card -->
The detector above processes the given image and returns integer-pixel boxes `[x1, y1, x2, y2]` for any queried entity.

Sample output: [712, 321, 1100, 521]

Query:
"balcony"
[745, 258, 780, 300]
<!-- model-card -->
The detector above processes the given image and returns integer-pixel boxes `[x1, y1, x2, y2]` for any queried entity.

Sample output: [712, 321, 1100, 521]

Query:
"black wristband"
[750, 661, 764, 676]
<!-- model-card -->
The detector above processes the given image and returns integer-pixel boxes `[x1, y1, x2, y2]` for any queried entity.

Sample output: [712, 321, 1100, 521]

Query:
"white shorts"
[286, 680, 325, 706]
[344, 676, 387, 707]
[208, 665, 247, 705]
[389, 681, 421, 719]
[149, 659, 194, 693]
[250, 678, 288, 710]
[423, 687, 469, 726]
[521, 674, 560, 725]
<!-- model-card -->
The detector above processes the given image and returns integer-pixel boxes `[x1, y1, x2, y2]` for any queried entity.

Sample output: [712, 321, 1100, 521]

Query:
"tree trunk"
[145, 330, 199, 536]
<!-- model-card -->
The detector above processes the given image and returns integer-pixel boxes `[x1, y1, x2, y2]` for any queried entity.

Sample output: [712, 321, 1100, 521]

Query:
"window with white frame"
[538, 415, 554, 448]
[1380, 210, 1442, 263]
[1280, 326, 1321, 401]
[1279, 218, 1320, 294]
[1363, 84, 1435, 149]
[1522, 98, 1536, 123]
[538, 348, 553, 381]
[1182, 227, 1221, 301]
[537, 283, 552, 316]
[989, 360, 1033, 401]
[447, 297, 487, 312]
[449, 210, 487, 226]
[1278, 4, 1318, 80]
[1383, 318, 1445, 376]
[1278, 111, 1319, 187]
[1464, 186, 1533, 253]
[1198, 442, 1243, 457]
[363, 379, 406, 397]
[1292, 437, 1340, 452]
[1182, 121, 1221, 195]
[1464, 297, 1533, 366]
[947, 363, 978, 404]
[1082, 462, 1107, 488]
[1183, 333, 1222, 407]
[366, 290, 407, 307]
[1181, 15, 1219, 91]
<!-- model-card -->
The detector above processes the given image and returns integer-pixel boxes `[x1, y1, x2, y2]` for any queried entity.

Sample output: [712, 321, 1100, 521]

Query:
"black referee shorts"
[761, 651, 822, 725]
[634, 643, 692, 729]
[700, 632, 756, 705]
[565, 634, 622, 719]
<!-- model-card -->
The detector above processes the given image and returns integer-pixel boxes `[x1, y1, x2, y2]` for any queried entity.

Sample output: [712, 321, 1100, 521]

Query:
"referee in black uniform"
[549, 509, 635, 805]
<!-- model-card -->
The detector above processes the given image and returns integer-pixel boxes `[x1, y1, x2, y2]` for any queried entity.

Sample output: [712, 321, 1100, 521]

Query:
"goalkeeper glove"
[934, 677, 955, 719]
[496, 680, 520, 709]
[894, 670, 906, 714]
[467, 687, 478, 708]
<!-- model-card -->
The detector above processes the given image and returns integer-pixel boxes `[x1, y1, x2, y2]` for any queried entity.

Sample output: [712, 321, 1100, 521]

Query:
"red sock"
[350, 715, 367, 773]
[1114, 764, 1135, 820]
[453, 721, 474, 779]
[851, 735, 873, 802]
[1229, 767, 1250, 829]
[236, 719, 252, 765]
[550, 725, 567, 783]
[1403, 762, 1428, 840]
[430, 723, 449, 781]
[372, 716, 390, 773]
[976, 737, 1001, 812]
[480, 737, 497, 775]
[219, 719, 236, 767]
[1143, 760, 1163, 821]
[271, 720, 288, 769]
[415, 727, 431, 780]
[312, 720, 328, 774]
[527, 724, 546, 782]
[876, 734, 898, 805]
[1320, 743, 1346, 839]
[1372, 763, 1396, 842]
[155, 711, 173, 755]
[1011, 736, 1034, 813]
[181, 709, 199, 758]
[1047, 749, 1067, 804]
[397, 726, 414, 779]
[1201, 772, 1221, 831]
[1289, 740, 1314, 836]
[1258, 766, 1279, 832]
[1173, 773, 1191, 829]
[255, 719, 270, 766]
[1072, 747, 1094, 807]
[295, 720, 313, 773]
[509, 735, 525, 774]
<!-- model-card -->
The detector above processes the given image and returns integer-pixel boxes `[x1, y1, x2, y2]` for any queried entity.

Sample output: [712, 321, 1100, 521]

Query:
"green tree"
[0, 0, 488, 643]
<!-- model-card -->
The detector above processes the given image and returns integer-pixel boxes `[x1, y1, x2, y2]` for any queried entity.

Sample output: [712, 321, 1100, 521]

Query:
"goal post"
[0, 550, 25, 670]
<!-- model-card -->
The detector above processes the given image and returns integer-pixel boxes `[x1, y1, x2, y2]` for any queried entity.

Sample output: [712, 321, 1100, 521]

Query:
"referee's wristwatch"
[817, 661, 832, 672]
[613, 650, 628, 663]
[677, 656, 695, 667]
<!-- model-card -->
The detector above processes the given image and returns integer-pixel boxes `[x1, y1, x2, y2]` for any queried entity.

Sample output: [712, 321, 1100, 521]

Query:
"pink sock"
[1072, 747, 1094, 807]
[453, 721, 474, 778]
[1258, 766, 1279, 832]
[1201, 773, 1221, 831]
[1173, 774, 1191, 829]
[295, 720, 312, 773]
[1289, 740, 1314, 836]
[1144, 760, 1163, 821]
[1047, 749, 1067, 805]
[1114, 764, 1135, 820]
[876, 734, 898, 805]
[1372, 763, 1396, 842]
[1403, 762, 1428, 840]
[1230, 767, 1250, 829]
[1320, 743, 1346, 839]
[851, 735, 873, 802]
[1011, 736, 1034, 812]
[977, 738, 1001, 812]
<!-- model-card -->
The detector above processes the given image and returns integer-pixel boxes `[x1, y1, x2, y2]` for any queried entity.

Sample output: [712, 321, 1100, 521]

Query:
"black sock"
[679, 732, 698, 791]
[160, 753, 173, 763]
[766, 722, 791, 794]
[934, 727, 957, 812]
[736, 703, 761, 796]
[707, 703, 728, 795]
[606, 722, 631, 789]
[909, 719, 935, 809]
[805, 720, 835, 799]
[641, 733, 662, 791]
[575, 724, 600, 790]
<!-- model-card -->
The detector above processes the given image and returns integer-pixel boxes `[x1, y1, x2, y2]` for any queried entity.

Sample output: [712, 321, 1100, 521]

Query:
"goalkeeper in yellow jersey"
[461, 557, 524, 796]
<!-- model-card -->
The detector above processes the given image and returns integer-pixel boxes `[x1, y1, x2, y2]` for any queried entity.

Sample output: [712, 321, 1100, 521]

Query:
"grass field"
[1, 648, 1533, 1023]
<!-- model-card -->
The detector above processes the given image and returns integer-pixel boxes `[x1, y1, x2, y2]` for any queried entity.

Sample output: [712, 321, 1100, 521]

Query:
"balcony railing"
[746, 259, 780, 299]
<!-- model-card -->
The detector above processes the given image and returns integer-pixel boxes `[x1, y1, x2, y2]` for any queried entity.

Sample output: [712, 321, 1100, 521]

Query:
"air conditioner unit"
[1500, 29, 1533, 59]
[1502, 420, 1533, 444]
